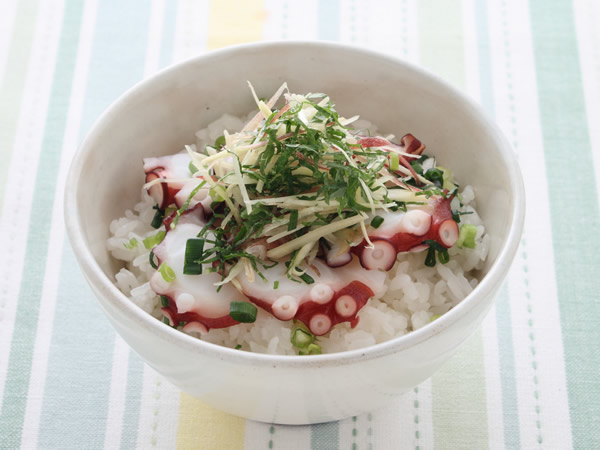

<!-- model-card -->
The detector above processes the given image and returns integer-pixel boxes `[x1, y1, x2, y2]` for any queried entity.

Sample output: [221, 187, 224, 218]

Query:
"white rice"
[107, 115, 488, 355]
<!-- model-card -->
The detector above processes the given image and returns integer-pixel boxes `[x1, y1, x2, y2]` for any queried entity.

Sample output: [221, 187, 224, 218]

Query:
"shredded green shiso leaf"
[155, 83, 463, 288]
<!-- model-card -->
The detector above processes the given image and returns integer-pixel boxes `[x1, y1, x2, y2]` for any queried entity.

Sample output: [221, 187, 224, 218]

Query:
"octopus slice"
[144, 153, 192, 209]
[144, 153, 216, 215]
[149, 221, 249, 332]
[236, 257, 387, 336]
[353, 197, 459, 270]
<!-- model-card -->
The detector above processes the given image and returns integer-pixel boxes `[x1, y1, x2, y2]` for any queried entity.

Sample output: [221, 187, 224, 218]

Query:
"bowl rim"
[64, 40, 525, 368]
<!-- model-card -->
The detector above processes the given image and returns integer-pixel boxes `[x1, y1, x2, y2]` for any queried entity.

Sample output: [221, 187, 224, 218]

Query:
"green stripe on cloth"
[36, 1, 151, 446]
[432, 332, 489, 448]
[416, 1, 489, 448]
[473, 2, 520, 446]
[0, 0, 40, 208]
[416, 0, 465, 89]
[311, 422, 339, 450]
[0, 1, 82, 447]
[528, 0, 600, 447]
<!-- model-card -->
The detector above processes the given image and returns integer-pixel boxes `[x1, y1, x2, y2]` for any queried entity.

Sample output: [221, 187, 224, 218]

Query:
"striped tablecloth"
[1, 0, 598, 448]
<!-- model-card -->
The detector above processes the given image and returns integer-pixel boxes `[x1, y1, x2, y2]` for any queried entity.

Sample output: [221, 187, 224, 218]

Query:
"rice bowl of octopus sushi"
[65, 41, 524, 424]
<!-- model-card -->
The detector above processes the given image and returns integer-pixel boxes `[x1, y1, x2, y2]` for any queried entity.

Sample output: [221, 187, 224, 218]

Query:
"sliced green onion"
[299, 343, 322, 355]
[160, 295, 169, 307]
[438, 248, 450, 264]
[151, 206, 165, 229]
[188, 161, 198, 174]
[158, 263, 176, 283]
[423, 240, 450, 266]
[143, 231, 166, 249]
[389, 152, 399, 171]
[424, 168, 444, 186]
[424, 246, 437, 267]
[163, 316, 170, 325]
[229, 302, 257, 323]
[183, 238, 204, 275]
[123, 238, 138, 249]
[273, 280, 279, 290]
[149, 250, 158, 269]
[456, 224, 477, 249]
[299, 273, 314, 284]
[370, 215, 384, 229]
[291, 327, 314, 349]
[288, 210, 298, 231]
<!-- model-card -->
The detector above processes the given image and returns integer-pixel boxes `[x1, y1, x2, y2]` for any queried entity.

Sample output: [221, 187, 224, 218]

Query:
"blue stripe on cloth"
[37, 1, 151, 447]
[120, 353, 144, 450]
[317, 0, 340, 42]
[474, 0, 495, 115]
[158, 0, 177, 69]
[120, 4, 179, 447]
[0, 1, 83, 447]
[495, 284, 521, 449]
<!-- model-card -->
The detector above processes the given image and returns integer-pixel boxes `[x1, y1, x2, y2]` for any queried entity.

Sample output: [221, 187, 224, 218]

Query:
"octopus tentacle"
[353, 197, 459, 270]
[237, 258, 386, 336]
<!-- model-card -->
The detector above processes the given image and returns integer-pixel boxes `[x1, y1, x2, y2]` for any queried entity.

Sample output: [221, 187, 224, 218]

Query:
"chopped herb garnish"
[229, 301, 257, 323]
[390, 152, 399, 171]
[273, 280, 279, 289]
[151, 205, 165, 229]
[123, 237, 138, 249]
[370, 215, 384, 229]
[423, 168, 444, 187]
[143, 230, 166, 249]
[299, 343, 322, 355]
[214, 135, 226, 148]
[183, 238, 205, 275]
[288, 209, 298, 231]
[423, 240, 450, 267]
[158, 262, 176, 282]
[456, 224, 477, 249]
[299, 273, 315, 284]
[160, 295, 169, 307]
[291, 327, 314, 349]
[149, 250, 158, 269]
[235, 344, 242, 350]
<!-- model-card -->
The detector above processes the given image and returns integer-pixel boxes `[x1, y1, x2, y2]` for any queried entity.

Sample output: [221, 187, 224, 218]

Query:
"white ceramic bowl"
[65, 41, 524, 425]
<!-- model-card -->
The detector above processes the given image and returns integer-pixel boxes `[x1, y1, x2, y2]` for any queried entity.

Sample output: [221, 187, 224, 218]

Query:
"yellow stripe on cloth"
[175, 4, 264, 448]
[207, 0, 265, 49]
[176, 393, 245, 449]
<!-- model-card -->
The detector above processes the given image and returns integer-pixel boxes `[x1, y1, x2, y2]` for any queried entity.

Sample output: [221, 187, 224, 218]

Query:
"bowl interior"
[72, 42, 517, 340]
